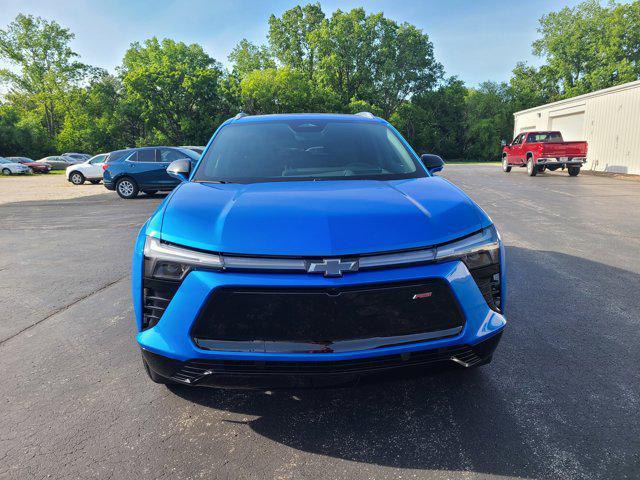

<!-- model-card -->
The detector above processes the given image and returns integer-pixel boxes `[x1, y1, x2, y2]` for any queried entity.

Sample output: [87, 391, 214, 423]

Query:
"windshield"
[192, 120, 425, 183]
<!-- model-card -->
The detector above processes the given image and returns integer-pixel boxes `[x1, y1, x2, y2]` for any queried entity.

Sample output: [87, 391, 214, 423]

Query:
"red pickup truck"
[501, 131, 588, 177]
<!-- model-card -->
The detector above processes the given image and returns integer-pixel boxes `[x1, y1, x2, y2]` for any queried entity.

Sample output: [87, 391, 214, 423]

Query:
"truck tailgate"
[542, 142, 587, 157]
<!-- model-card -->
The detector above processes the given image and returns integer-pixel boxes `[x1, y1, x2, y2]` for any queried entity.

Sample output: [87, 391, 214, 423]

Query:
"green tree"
[228, 39, 275, 78]
[508, 62, 559, 112]
[310, 7, 441, 116]
[240, 67, 335, 114]
[390, 77, 466, 158]
[0, 102, 48, 157]
[533, 0, 640, 96]
[120, 38, 224, 145]
[464, 81, 512, 160]
[57, 74, 127, 154]
[268, 3, 325, 79]
[371, 18, 443, 116]
[0, 14, 90, 142]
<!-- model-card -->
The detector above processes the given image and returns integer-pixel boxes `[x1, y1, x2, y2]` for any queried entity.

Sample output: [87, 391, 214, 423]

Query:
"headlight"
[436, 225, 502, 313]
[435, 225, 500, 269]
[143, 236, 222, 281]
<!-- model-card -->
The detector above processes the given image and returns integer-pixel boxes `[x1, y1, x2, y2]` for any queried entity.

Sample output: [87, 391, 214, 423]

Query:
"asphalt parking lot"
[1, 165, 638, 479]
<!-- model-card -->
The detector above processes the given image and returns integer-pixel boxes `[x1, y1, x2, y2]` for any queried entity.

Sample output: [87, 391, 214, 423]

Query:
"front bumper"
[142, 330, 503, 388]
[134, 228, 506, 387]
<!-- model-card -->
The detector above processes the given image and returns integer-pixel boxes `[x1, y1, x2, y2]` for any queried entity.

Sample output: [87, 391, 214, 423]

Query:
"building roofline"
[513, 79, 640, 116]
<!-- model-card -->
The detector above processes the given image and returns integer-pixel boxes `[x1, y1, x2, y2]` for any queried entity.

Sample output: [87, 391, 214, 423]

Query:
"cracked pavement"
[0, 165, 638, 479]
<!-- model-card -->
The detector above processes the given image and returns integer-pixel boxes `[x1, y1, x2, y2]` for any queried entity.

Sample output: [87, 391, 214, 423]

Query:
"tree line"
[1, 0, 639, 161]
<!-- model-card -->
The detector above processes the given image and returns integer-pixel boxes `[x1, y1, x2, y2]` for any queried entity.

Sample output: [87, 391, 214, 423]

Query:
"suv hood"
[156, 178, 490, 256]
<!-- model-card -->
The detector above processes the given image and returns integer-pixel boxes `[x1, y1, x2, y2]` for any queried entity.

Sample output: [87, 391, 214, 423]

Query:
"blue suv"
[133, 113, 506, 388]
[103, 147, 200, 199]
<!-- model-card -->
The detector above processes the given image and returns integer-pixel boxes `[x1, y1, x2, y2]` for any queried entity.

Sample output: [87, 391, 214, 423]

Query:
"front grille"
[191, 280, 464, 353]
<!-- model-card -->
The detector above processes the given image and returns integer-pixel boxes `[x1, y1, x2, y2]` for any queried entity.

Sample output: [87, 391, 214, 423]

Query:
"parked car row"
[0, 152, 94, 175]
[3, 146, 205, 192]
[0, 157, 32, 175]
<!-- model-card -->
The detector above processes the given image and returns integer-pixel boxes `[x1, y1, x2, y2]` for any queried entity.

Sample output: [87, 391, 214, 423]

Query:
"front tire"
[116, 177, 139, 199]
[502, 157, 511, 172]
[568, 166, 581, 176]
[69, 171, 85, 185]
[1, 168, 11, 175]
[527, 157, 537, 176]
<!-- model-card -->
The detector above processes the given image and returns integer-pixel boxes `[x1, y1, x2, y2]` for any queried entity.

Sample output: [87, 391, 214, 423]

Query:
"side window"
[525, 134, 533, 143]
[513, 134, 523, 145]
[126, 151, 138, 162]
[158, 148, 187, 163]
[136, 149, 156, 163]
[89, 155, 105, 164]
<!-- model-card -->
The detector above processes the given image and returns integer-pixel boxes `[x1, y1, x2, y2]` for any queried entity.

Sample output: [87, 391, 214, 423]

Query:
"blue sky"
[0, 0, 589, 86]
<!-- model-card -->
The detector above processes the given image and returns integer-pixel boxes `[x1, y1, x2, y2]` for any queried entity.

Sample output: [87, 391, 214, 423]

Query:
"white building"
[513, 80, 640, 175]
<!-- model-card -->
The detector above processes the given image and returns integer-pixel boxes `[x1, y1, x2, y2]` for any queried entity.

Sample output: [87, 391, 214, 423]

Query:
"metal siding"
[514, 81, 640, 174]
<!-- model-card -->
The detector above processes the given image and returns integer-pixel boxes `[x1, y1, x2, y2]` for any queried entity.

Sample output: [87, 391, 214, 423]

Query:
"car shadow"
[166, 246, 640, 478]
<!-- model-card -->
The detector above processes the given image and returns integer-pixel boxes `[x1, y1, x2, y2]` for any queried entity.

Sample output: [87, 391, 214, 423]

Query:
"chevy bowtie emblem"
[307, 258, 359, 277]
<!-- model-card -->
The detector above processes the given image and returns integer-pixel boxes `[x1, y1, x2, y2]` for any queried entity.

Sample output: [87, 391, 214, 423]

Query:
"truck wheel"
[537, 165, 546, 173]
[568, 166, 581, 177]
[502, 157, 511, 173]
[527, 158, 537, 177]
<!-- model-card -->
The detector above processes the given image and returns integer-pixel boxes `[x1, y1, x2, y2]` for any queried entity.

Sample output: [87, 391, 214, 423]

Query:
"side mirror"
[420, 154, 445, 174]
[167, 159, 191, 182]
[500, 139, 507, 147]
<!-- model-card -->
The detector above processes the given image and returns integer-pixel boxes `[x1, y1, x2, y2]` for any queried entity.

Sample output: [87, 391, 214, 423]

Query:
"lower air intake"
[191, 280, 464, 353]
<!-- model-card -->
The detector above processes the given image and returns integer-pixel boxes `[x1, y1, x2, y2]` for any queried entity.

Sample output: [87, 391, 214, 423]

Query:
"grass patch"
[0, 170, 66, 179]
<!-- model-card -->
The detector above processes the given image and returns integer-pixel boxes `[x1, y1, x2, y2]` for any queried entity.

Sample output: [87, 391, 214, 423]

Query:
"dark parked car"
[103, 147, 200, 199]
[62, 152, 92, 161]
[7, 157, 51, 173]
[36, 156, 81, 170]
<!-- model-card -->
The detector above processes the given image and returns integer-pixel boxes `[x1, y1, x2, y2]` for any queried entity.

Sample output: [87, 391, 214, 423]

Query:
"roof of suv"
[229, 113, 385, 125]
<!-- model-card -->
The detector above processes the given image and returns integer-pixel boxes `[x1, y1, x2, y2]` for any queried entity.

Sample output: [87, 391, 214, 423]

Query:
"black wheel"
[1, 168, 11, 175]
[537, 165, 546, 173]
[89, 179, 101, 184]
[527, 157, 537, 176]
[69, 171, 85, 185]
[142, 357, 168, 384]
[116, 177, 139, 199]
[501, 156, 511, 172]
[143, 190, 158, 195]
[568, 166, 581, 176]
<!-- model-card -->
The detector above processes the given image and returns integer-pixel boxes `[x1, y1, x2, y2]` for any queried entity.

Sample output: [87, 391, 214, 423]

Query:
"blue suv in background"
[103, 147, 200, 199]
